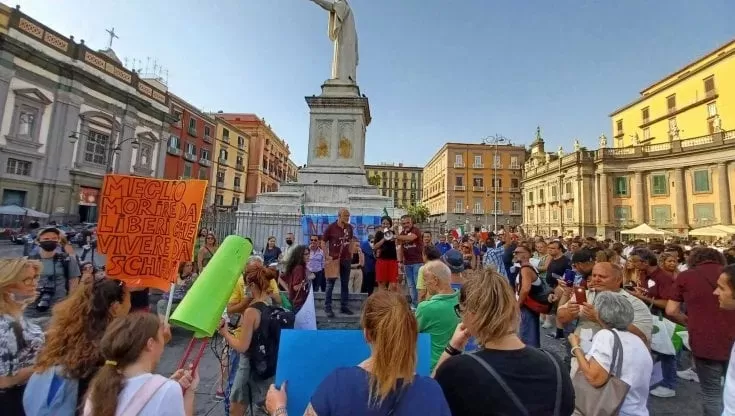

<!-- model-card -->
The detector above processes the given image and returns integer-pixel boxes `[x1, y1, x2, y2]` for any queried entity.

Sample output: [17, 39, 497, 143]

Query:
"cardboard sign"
[300, 215, 382, 244]
[97, 175, 207, 290]
[275, 330, 431, 415]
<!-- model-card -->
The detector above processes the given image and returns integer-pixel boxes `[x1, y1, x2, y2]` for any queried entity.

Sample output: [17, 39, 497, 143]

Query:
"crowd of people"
[2, 215, 735, 415]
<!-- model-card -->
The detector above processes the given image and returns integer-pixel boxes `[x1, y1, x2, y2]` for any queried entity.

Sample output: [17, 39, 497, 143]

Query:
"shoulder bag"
[573, 329, 631, 415]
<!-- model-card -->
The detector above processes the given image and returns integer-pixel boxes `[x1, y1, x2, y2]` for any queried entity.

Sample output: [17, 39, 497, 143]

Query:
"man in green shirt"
[416, 260, 460, 370]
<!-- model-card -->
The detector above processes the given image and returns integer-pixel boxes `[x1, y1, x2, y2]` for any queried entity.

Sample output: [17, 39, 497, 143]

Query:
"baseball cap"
[442, 249, 465, 273]
[571, 249, 595, 264]
[37, 226, 62, 238]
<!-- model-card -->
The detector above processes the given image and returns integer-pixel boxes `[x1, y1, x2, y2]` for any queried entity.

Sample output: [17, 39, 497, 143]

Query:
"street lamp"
[69, 132, 140, 173]
[481, 134, 507, 233]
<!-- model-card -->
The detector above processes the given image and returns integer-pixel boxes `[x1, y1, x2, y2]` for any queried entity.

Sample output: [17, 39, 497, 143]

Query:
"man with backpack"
[24, 227, 81, 327]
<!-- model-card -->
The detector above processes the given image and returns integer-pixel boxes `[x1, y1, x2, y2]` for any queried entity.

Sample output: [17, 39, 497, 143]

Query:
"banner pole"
[164, 283, 176, 321]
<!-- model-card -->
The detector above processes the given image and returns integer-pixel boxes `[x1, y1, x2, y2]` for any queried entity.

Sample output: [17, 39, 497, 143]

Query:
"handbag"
[573, 329, 631, 416]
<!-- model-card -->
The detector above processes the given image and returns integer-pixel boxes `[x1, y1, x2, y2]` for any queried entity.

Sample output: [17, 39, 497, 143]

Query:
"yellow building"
[610, 38, 734, 147]
[365, 163, 423, 208]
[423, 142, 525, 230]
[211, 117, 249, 208]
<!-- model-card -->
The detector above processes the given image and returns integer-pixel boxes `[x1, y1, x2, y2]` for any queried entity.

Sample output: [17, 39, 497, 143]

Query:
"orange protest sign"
[96, 175, 207, 291]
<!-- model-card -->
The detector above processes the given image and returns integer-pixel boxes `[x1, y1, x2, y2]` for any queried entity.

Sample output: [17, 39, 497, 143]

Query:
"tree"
[367, 174, 381, 186]
[406, 204, 430, 224]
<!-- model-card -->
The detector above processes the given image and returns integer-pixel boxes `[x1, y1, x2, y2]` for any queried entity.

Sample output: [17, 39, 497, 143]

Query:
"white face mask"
[9, 291, 36, 307]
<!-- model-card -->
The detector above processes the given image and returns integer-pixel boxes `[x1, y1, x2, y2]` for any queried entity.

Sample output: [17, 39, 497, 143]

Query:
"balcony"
[216, 180, 225, 187]
[203, 135, 213, 144]
[236, 163, 245, 172]
[705, 88, 717, 99]
[491, 186, 503, 192]
[525, 199, 534, 207]
[188, 127, 197, 137]
[667, 106, 677, 115]
[219, 157, 228, 165]
[536, 197, 545, 205]
[562, 192, 574, 201]
[238, 141, 246, 150]
[473, 208, 484, 215]
[454, 162, 465, 168]
[167, 146, 181, 156]
[222, 135, 230, 144]
[491, 210, 504, 215]
[183, 152, 197, 163]
[493, 164, 503, 169]
[454, 185, 466, 191]
[472, 186, 484, 192]
[509, 187, 520, 193]
[453, 208, 465, 214]
[548, 194, 558, 203]
[509, 163, 521, 170]
[472, 163, 484, 169]
[509, 210, 522, 216]
[198, 158, 212, 168]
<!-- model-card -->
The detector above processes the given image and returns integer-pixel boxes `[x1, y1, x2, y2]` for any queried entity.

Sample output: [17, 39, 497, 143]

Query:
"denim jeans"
[694, 356, 727, 416]
[404, 263, 421, 306]
[312, 269, 326, 292]
[657, 353, 678, 390]
[519, 305, 540, 348]
[325, 259, 351, 310]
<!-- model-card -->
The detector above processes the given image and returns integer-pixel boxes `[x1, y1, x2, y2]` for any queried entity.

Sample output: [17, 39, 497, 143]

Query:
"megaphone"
[383, 228, 394, 240]
[170, 235, 253, 338]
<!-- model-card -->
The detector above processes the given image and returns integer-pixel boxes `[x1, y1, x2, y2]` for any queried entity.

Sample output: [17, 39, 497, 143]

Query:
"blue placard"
[300, 215, 383, 244]
[275, 330, 432, 415]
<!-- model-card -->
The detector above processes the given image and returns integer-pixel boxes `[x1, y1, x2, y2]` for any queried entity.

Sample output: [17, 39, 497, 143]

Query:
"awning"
[620, 223, 672, 236]
[0, 204, 50, 218]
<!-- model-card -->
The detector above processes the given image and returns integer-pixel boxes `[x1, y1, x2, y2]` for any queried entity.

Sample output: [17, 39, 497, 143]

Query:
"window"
[510, 156, 519, 167]
[204, 125, 211, 137]
[6, 158, 31, 176]
[707, 102, 717, 118]
[614, 206, 631, 220]
[666, 94, 676, 113]
[651, 174, 667, 195]
[215, 194, 224, 206]
[83, 131, 110, 166]
[474, 198, 482, 212]
[234, 176, 241, 188]
[455, 176, 464, 186]
[493, 178, 502, 188]
[494, 200, 501, 211]
[511, 178, 519, 189]
[539, 189, 545, 199]
[455, 153, 463, 166]
[616, 119, 623, 134]
[232, 196, 240, 206]
[511, 200, 520, 212]
[238, 136, 245, 148]
[222, 128, 230, 141]
[641, 107, 649, 124]
[566, 208, 573, 220]
[693, 203, 715, 223]
[236, 155, 244, 166]
[704, 76, 715, 97]
[185, 142, 196, 156]
[169, 135, 180, 149]
[473, 155, 482, 167]
[650, 205, 671, 224]
[200, 148, 210, 161]
[188, 117, 197, 133]
[643, 128, 650, 141]
[216, 170, 225, 182]
[219, 149, 228, 160]
[493, 155, 501, 168]
[455, 199, 463, 212]
[527, 192, 533, 202]
[551, 209, 558, 221]
[198, 168, 208, 180]
[693, 170, 711, 193]
[614, 177, 629, 197]
[17, 109, 36, 137]
[472, 176, 483, 187]
[182, 162, 192, 178]
[565, 182, 572, 194]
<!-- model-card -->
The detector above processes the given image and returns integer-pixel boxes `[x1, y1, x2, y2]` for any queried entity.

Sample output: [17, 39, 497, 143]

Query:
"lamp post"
[69, 132, 140, 173]
[482, 134, 507, 233]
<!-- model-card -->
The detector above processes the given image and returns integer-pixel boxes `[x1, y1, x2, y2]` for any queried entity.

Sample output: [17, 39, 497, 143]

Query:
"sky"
[15, 0, 735, 166]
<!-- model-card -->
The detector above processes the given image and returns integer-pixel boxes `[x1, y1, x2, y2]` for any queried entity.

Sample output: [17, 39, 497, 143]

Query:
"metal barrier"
[199, 210, 237, 243]
[234, 211, 302, 253]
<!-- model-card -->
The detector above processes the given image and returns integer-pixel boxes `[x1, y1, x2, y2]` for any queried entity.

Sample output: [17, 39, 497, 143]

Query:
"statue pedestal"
[237, 80, 392, 220]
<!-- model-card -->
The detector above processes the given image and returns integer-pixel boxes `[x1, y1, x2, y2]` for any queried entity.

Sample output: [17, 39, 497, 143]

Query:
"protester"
[514, 243, 544, 348]
[349, 237, 365, 293]
[374, 216, 399, 292]
[569, 291, 653, 416]
[265, 290, 451, 415]
[416, 260, 460, 371]
[360, 234, 376, 295]
[25, 278, 131, 414]
[714, 263, 735, 415]
[79, 261, 95, 284]
[0, 258, 43, 416]
[433, 270, 575, 415]
[84, 313, 198, 416]
[156, 261, 198, 317]
[198, 232, 218, 271]
[442, 249, 466, 290]
[308, 235, 326, 293]
[263, 236, 282, 266]
[321, 208, 355, 317]
[282, 245, 316, 330]
[416, 245, 442, 302]
[396, 215, 423, 306]
[435, 234, 452, 255]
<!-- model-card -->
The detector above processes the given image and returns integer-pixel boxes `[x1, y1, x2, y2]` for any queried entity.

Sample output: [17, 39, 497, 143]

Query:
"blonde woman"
[0, 258, 44, 416]
[659, 252, 679, 279]
[433, 270, 575, 415]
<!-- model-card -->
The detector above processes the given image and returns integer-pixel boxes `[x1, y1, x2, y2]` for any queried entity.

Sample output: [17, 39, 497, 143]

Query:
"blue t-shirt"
[311, 366, 451, 416]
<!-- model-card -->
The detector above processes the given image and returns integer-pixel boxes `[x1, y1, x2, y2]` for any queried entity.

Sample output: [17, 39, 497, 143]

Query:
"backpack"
[248, 302, 295, 380]
[29, 250, 71, 289]
[520, 265, 554, 314]
[23, 366, 80, 416]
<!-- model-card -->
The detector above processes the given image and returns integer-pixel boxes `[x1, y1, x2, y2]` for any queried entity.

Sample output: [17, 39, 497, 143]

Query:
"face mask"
[39, 240, 58, 252]
[286, 239, 293, 246]
[9, 291, 36, 306]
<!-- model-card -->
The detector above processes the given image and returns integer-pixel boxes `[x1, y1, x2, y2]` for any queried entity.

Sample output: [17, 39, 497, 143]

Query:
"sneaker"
[340, 307, 354, 315]
[214, 390, 225, 401]
[542, 315, 555, 329]
[650, 386, 676, 398]
[677, 368, 699, 383]
[325, 308, 335, 318]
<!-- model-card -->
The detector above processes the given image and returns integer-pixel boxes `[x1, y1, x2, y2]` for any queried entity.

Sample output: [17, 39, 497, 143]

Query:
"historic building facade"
[365, 163, 423, 208]
[164, 94, 214, 182]
[422, 141, 525, 230]
[0, 5, 172, 222]
[210, 116, 249, 208]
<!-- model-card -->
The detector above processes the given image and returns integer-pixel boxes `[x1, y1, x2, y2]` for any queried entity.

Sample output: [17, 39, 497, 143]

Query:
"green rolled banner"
[170, 235, 252, 338]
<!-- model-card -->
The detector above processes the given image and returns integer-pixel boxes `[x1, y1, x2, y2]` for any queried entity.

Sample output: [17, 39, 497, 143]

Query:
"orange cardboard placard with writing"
[96, 175, 207, 291]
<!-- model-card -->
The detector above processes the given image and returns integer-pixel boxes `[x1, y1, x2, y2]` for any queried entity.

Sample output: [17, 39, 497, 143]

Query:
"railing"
[167, 146, 181, 156]
[454, 185, 466, 191]
[183, 153, 197, 162]
[473, 186, 484, 192]
[525, 199, 534, 206]
[188, 127, 197, 137]
[473, 209, 484, 215]
[472, 163, 484, 169]
[536, 197, 545, 204]
[548, 195, 558, 202]
[509, 210, 522, 216]
[492, 186, 503, 192]
[454, 163, 465, 168]
[491, 210, 503, 215]
[681, 135, 714, 148]
[198, 159, 212, 167]
[510, 163, 521, 169]
[562, 192, 573, 201]
[219, 157, 228, 164]
[643, 143, 671, 152]
[236, 164, 245, 172]
[453, 209, 465, 214]
[203, 135, 213, 144]
[509, 187, 520, 192]
[222, 135, 230, 143]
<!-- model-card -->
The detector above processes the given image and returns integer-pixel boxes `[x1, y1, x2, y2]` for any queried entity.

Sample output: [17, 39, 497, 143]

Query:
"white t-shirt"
[85, 373, 185, 416]
[586, 329, 652, 416]
[724, 341, 735, 415]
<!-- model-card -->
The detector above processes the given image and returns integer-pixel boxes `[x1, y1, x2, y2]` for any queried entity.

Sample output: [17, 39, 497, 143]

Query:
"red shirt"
[400, 225, 423, 265]
[669, 262, 735, 361]
[322, 221, 354, 261]
[643, 267, 674, 316]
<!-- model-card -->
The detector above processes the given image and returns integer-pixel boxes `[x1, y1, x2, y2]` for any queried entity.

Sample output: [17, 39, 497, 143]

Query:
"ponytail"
[86, 364, 126, 416]
[360, 290, 417, 405]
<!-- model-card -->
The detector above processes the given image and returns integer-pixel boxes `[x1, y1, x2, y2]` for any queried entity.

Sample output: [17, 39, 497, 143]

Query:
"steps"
[312, 289, 366, 329]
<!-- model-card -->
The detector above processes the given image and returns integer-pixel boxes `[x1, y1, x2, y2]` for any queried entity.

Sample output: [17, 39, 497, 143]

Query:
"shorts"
[376, 259, 398, 283]
[230, 354, 274, 412]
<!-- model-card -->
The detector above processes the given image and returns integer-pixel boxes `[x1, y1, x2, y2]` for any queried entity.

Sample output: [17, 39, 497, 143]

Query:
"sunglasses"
[453, 303, 464, 318]
[310, 239, 318, 242]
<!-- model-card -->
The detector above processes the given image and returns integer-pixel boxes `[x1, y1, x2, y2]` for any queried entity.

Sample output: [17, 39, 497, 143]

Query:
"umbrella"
[620, 223, 672, 236]
[0, 204, 49, 218]
[688, 225, 735, 238]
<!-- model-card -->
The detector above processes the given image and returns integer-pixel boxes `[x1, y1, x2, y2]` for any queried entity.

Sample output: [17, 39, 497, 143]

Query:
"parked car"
[56, 225, 77, 240]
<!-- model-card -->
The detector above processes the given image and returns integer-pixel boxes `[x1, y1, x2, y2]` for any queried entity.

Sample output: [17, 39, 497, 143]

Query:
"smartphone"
[574, 286, 587, 304]
[563, 269, 576, 286]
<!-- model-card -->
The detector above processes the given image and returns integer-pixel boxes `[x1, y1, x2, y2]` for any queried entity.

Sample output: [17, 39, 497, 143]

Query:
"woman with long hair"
[659, 252, 679, 279]
[282, 245, 316, 330]
[156, 261, 198, 317]
[514, 243, 543, 347]
[433, 270, 574, 415]
[197, 233, 218, 272]
[219, 264, 278, 416]
[265, 290, 451, 415]
[373, 216, 399, 291]
[79, 262, 95, 284]
[0, 258, 43, 416]
[263, 236, 282, 267]
[25, 277, 131, 413]
[84, 313, 198, 416]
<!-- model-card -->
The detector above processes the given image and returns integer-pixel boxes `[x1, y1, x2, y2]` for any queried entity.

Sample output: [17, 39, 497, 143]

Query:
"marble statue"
[633, 133, 641, 145]
[671, 129, 680, 141]
[310, 0, 359, 83]
[713, 114, 722, 132]
[557, 146, 564, 158]
[573, 139, 581, 152]
[599, 134, 608, 148]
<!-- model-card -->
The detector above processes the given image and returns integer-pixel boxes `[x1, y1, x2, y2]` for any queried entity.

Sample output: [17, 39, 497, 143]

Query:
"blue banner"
[300, 215, 382, 244]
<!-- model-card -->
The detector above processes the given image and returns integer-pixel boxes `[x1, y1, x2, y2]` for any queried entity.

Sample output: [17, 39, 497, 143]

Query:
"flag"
[450, 225, 465, 240]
